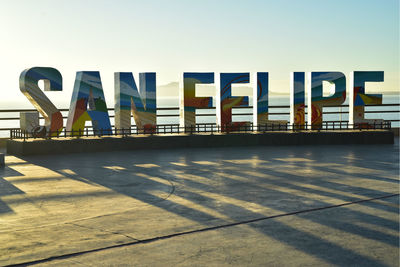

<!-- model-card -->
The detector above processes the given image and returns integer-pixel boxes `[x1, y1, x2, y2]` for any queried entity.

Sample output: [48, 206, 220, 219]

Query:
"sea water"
[156, 94, 399, 126]
[0, 94, 398, 138]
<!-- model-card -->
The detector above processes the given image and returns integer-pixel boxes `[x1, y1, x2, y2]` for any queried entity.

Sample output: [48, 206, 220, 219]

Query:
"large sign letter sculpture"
[253, 72, 287, 128]
[350, 71, 384, 127]
[218, 73, 250, 131]
[19, 67, 388, 137]
[19, 67, 63, 136]
[307, 72, 346, 129]
[115, 72, 157, 133]
[66, 71, 112, 136]
[180, 72, 214, 130]
[290, 72, 306, 129]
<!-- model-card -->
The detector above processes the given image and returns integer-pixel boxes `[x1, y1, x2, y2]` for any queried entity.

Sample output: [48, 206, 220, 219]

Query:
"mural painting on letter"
[254, 72, 287, 130]
[115, 72, 157, 133]
[350, 71, 384, 128]
[290, 72, 305, 130]
[66, 71, 112, 136]
[307, 72, 346, 129]
[219, 73, 250, 132]
[19, 67, 63, 137]
[180, 72, 214, 131]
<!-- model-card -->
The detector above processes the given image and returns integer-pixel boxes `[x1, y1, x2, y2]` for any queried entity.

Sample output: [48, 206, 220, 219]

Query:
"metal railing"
[9, 121, 392, 140]
[2, 103, 399, 139]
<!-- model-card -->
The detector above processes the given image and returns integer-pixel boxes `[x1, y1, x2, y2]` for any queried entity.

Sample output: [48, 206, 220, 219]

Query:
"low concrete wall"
[0, 138, 7, 148]
[6, 130, 394, 156]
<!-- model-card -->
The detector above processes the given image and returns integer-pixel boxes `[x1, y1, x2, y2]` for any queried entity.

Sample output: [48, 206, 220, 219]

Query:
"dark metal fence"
[10, 121, 392, 140]
[1, 103, 398, 139]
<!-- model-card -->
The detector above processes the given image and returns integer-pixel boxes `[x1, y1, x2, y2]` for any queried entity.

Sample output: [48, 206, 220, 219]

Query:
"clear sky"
[0, 0, 398, 107]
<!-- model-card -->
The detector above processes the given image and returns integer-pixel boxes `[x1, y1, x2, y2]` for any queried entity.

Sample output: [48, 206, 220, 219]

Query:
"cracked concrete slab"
[0, 140, 399, 266]
[35, 196, 400, 267]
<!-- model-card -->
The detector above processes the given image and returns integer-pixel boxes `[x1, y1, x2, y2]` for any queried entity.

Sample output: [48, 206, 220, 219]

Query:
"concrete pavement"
[0, 140, 399, 266]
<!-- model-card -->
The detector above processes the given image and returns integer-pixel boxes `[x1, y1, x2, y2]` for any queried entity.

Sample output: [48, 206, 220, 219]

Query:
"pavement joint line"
[5, 193, 399, 267]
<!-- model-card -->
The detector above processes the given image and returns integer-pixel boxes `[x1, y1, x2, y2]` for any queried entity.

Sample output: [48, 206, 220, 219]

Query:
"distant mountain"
[380, 91, 400, 95]
[157, 82, 179, 97]
[157, 82, 288, 97]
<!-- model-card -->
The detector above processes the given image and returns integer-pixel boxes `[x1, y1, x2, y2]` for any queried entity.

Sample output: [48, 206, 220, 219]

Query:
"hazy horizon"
[2, 83, 398, 110]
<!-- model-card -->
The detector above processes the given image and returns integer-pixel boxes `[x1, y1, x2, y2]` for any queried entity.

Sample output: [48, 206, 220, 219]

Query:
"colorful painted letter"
[290, 72, 306, 129]
[219, 73, 249, 130]
[253, 72, 287, 128]
[307, 72, 346, 129]
[66, 71, 112, 136]
[253, 72, 268, 126]
[350, 71, 384, 127]
[19, 67, 63, 136]
[180, 72, 214, 129]
[115, 72, 157, 132]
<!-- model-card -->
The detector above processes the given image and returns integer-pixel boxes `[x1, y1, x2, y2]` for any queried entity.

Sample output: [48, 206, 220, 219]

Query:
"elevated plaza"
[0, 140, 399, 266]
